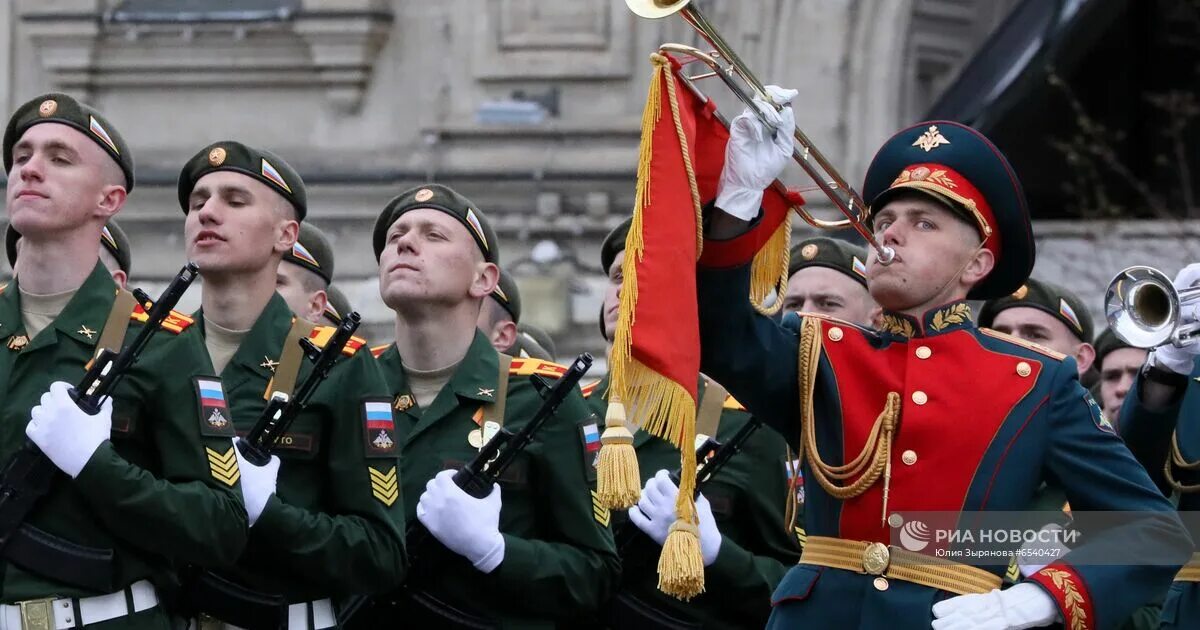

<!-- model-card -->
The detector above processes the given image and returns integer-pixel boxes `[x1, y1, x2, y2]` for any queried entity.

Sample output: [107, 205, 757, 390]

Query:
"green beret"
[516, 323, 557, 361]
[4, 93, 134, 191]
[323, 284, 352, 326]
[600, 218, 633, 274]
[787, 236, 868, 288]
[1094, 327, 1139, 368]
[7, 219, 131, 275]
[979, 277, 1094, 342]
[491, 268, 521, 323]
[178, 141, 306, 219]
[283, 223, 334, 284]
[373, 184, 498, 264]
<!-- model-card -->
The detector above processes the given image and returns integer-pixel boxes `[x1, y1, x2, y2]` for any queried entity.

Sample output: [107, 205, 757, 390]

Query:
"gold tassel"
[658, 394, 704, 600]
[750, 213, 792, 316]
[596, 399, 641, 508]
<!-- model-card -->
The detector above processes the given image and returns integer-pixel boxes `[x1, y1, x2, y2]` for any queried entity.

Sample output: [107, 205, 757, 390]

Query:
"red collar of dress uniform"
[878, 300, 975, 339]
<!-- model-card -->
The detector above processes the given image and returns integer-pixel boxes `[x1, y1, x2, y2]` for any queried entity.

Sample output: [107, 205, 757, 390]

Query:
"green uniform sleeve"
[249, 350, 408, 595]
[71, 340, 249, 569]
[703, 420, 800, 621]
[486, 392, 620, 617]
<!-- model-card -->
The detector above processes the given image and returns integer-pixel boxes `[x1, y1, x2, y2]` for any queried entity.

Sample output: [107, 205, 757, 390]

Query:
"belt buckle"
[197, 613, 224, 630]
[17, 598, 55, 630]
[862, 542, 891, 576]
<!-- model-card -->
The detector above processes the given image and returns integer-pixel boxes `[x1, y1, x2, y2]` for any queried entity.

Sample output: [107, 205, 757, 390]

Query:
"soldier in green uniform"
[477, 267, 521, 355]
[8, 218, 132, 289]
[1094, 328, 1146, 422]
[980, 277, 1098, 387]
[477, 267, 554, 360]
[368, 183, 618, 627]
[276, 222, 335, 323]
[781, 236, 876, 324]
[0, 93, 248, 626]
[323, 285, 352, 326]
[587, 218, 801, 629]
[173, 141, 406, 627]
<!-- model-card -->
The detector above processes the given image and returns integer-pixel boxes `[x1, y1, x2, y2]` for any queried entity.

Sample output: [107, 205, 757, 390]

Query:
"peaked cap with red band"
[862, 120, 1034, 300]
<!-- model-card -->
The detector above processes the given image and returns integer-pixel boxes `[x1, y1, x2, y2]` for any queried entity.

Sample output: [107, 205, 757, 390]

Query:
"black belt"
[2, 523, 116, 592]
[187, 571, 288, 630]
[608, 590, 701, 630]
[397, 589, 497, 630]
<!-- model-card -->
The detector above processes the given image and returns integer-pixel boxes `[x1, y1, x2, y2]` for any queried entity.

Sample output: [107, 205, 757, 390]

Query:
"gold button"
[1016, 361, 1032, 377]
[873, 577, 889, 591]
[915, 346, 931, 359]
[911, 391, 928, 405]
[828, 327, 844, 342]
[902, 449, 917, 465]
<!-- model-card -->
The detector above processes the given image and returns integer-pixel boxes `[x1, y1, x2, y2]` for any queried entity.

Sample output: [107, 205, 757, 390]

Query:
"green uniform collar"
[197, 291, 295, 384]
[378, 330, 505, 406]
[0, 261, 117, 351]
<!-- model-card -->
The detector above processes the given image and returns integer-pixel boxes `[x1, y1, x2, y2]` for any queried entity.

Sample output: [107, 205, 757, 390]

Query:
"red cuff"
[698, 188, 804, 269]
[699, 230, 765, 269]
[1028, 562, 1094, 630]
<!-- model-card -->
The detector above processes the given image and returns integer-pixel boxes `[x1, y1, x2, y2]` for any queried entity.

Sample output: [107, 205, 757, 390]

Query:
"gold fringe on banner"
[750, 213, 792, 317]
[607, 51, 707, 599]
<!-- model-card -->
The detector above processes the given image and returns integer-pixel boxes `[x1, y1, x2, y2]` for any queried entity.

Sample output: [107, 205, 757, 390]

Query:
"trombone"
[1105, 266, 1200, 348]
[627, 0, 895, 264]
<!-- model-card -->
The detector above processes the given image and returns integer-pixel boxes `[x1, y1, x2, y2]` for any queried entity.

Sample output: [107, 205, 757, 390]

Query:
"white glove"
[26, 381, 111, 478]
[627, 470, 723, 566]
[715, 85, 798, 221]
[232, 437, 279, 528]
[931, 583, 1061, 630]
[417, 469, 505, 573]
[1148, 263, 1200, 374]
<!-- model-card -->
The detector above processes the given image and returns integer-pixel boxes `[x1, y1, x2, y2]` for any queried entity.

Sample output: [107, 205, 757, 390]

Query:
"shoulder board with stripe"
[308, 325, 366, 357]
[800, 312, 876, 337]
[580, 379, 602, 399]
[130, 304, 194, 334]
[0, 283, 7, 295]
[979, 328, 1067, 361]
[723, 394, 746, 411]
[509, 357, 569, 379]
[370, 343, 391, 359]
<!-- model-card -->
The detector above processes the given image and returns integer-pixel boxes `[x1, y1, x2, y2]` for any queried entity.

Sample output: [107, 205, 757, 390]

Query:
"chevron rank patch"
[195, 378, 235, 437]
[370, 466, 399, 506]
[591, 490, 611, 527]
[206, 446, 240, 487]
[362, 399, 398, 457]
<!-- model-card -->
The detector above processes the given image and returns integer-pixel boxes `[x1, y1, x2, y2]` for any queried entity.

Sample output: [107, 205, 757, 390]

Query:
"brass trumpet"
[627, 0, 895, 264]
[1105, 266, 1200, 348]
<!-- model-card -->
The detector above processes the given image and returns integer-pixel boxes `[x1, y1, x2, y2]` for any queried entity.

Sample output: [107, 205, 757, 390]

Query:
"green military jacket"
[585, 374, 801, 629]
[179, 292, 406, 600]
[0, 262, 247, 606]
[374, 331, 619, 628]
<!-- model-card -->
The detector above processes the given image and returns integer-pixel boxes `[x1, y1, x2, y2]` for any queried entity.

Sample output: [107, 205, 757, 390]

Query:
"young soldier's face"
[7, 123, 123, 238]
[602, 250, 625, 342]
[783, 266, 876, 326]
[1099, 347, 1148, 419]
[866, 195, 992, 312]
[990, 307, 1095, 375]
[275, 261, 327, 322]
[185, 171, 297, 276]
[378, 208, 497, 310]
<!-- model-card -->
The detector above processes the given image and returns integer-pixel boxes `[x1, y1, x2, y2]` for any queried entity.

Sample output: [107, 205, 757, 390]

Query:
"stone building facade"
[2, 0, 1161, 362]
